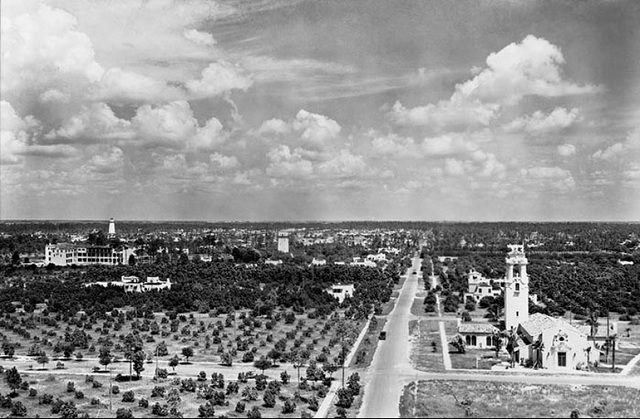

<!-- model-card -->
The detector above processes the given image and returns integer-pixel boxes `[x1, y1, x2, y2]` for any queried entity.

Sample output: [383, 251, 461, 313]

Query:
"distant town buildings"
[85, 275, 172, 293]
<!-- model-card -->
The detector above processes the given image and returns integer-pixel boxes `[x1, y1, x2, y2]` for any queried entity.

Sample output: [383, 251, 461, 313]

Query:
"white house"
[326, 284, 355, 303]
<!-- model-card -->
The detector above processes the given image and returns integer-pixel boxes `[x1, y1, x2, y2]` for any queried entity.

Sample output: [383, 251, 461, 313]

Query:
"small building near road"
[326, 284, 355, 303]
[457, 322, 500, 349]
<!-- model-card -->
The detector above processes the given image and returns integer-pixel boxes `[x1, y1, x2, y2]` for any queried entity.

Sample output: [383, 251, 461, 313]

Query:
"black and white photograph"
[1, 0, 639, 417]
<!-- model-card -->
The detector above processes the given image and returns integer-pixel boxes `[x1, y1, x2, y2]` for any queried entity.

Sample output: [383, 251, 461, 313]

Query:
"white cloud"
[257, 119, 291, 136]
[87, 146, 124, 173]
[388, 99, 498, 130]
[190, 117, 228, 151]
[186, 61, 253, 98]
[1, 3, 104, 99]
[318, 150, 368, 178]
[96, 67, 185, 103]
[453, 35, 601, 105]
[503, 107, 580, 134]
[266, 145, 314, 178]
[184, 29, 216, 46]
[293, 109, 342, 146]
[592, 143, 626, 161]
[371, 134, 419, 158]
[557, 144, 576, 157]
[0, 101, 40, 164]
[210, 152, 239, 170]
[520, 166, 575, 191]
[421, 134, 479, 156]
[44, 102, 133, 143]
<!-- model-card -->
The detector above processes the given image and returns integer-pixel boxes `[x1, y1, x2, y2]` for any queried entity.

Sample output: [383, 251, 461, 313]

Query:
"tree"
[12, 251, 21, 265]
[247, 406, 262, 419]
[280, 370, 291, 385]
[254, 356, 272, 374]
[347, 372, 361, 395]
[37, 353, 50, 369]
[263, 390, 276, 408]
[128, 254, 136, 266]
[156, 342, 169, 357]
[116, 407, 134, 419]
[11, 400, 27, 417]
[132, 351, 146, 378]
[181, 347, 194, 363]
[449, 334, 466, 354]
[198, 401, 215, 417]
[3, 343, 15, 358]
[220, 352, 233, 367]
[5, 367, 22, 395]
[169, 355, 180, 372]
[99, 347, 112, 371]
[336, 388, 354, 408]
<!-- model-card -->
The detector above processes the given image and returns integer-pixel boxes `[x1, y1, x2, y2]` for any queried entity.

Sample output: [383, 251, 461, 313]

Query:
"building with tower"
[504, 244, 530, 332]
[277, 232, 290, 253]
[108, 218, 116, 238]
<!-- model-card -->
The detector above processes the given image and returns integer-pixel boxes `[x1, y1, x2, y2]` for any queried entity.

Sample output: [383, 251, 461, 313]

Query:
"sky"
[1, 0, 639, 222]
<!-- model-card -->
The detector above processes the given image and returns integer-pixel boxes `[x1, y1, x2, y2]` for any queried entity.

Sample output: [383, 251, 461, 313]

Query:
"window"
[516, 311, 519, 317]
[486, 336, 492, 346]
[471, 335, 477, 346]
[558, 352, 567, 367]
[515, 283, 520, 292]
[466, 335, 471, 345]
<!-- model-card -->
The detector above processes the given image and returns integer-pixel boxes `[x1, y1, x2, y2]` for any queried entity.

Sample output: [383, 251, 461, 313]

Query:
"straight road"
[358, 255, 421, 418]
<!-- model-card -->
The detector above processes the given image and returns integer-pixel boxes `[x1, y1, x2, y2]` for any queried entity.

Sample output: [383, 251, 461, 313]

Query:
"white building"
[45, 243, 136, 266]
[515, 313, 592, 370]
[311, 257, 327, 266]
[108, 218, 116, 237]
[277, 232, 290, 253]
[86, 275, 172, 293]
[326, 284, 355, 303]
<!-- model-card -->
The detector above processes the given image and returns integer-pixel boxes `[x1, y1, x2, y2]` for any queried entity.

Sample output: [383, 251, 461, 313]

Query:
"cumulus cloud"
[387, 35, 599, 132]
[1, 3, 104, 99]
[421, 134, 479, 156]
[371, 134, 419, 158]
[266, 145, 314, 178]
[95, 67, 185, 103]
[184, 28, 216, 46]
[453, 35, 601, 105]
[318, 150, 368, 178]
[257, 119, 291, 136]
[503, 107, 580, 134]
[293, 110, 342, 146]
[210, 152, 239, 170]
[0, 101, 40, 164]
[86, 146, 124, 173]
[388, 99, 498, 130]
[557, 144, 576, 157]
[44, 102, 133, 143]
[520, 166, 575, 191]
[186, 61, 253, 98]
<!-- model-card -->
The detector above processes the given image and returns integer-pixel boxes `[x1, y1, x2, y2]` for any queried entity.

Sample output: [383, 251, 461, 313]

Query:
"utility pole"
[109, 368, 112, 411]
[155, 345, 159, 380]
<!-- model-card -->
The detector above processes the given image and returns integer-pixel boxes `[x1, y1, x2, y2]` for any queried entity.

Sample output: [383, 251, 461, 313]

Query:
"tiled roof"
[458, 323, 499, 334]
[518, 313, 586, 337]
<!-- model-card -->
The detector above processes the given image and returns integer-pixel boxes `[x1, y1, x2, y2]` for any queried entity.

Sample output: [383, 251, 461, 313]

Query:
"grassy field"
[409, 320, 447, 372]
[399, 380, 640, 418]
[348, 316, 387, 369]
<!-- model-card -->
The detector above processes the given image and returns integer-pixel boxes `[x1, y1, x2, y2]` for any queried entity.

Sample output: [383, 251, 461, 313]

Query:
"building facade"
[45, 243, 135, 266]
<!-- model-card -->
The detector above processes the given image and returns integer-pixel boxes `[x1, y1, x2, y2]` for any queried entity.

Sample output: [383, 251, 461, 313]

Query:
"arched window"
[486, 336, 492, 346]
[471, 335, 477, 346]
[466, 335, 471, 345]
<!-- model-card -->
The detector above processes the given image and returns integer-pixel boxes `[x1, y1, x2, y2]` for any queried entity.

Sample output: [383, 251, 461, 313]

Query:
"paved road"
[358, 255, 421, 418]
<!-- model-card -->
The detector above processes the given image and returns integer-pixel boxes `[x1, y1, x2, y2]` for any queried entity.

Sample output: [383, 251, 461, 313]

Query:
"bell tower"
[504, 244, 529, 332]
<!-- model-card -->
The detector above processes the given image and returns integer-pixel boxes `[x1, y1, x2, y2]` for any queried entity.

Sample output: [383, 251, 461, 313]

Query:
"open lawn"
[409, 320, 446, 372]
[399, 380, 640, 418]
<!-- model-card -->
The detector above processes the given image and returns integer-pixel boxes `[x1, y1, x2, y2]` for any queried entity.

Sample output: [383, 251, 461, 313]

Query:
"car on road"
[379, 331, 387, 340]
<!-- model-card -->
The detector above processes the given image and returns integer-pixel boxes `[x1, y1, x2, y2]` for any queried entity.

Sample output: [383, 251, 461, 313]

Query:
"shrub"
[122, 391, 135, 403]
[92, 380, 103, 388]
[282, 399, 296, 413]
[75, 390, 84, 399]
[336, 388, 354, 408]
[39, 393, 54, 405]
[115, 408, 134, 419]
[90, 397, 100, 406]
[66, 381, 76, 392]
[235, 401, 246, 413]
[247, 406, 262, 418]
[29, 388, 38, 397]
[139, 398, 149, 408]
[112, 385, 120, 395]
[263, 390, 276, 408]
[308, 396, 319, 411]
[151, 386, 166, 398]
[151, 403, 169, 417]
[11, 401, 27, 417]
[198, 401, 216, 417]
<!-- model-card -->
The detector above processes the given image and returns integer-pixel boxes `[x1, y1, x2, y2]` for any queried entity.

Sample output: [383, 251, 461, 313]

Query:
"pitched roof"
[458, 323, 499, 334]
[518, 313, 585, 337]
